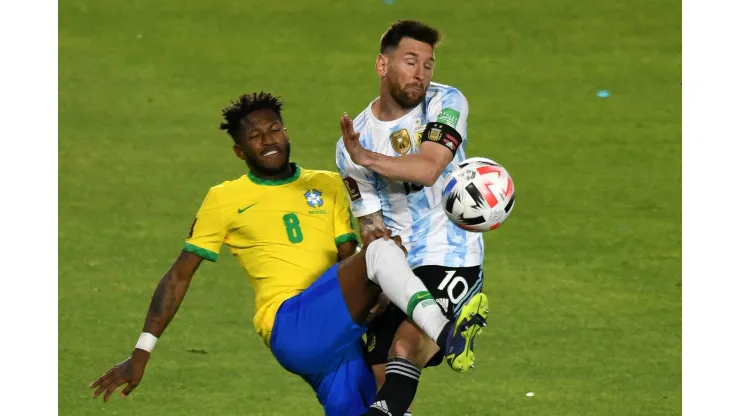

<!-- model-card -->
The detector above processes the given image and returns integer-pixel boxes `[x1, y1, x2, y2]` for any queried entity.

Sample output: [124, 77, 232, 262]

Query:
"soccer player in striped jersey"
[89, 92, 487, 416]
[336, 20, 488, 416]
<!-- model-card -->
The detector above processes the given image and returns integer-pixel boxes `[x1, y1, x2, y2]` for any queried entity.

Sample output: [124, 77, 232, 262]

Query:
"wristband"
[135, 332, 158, 353]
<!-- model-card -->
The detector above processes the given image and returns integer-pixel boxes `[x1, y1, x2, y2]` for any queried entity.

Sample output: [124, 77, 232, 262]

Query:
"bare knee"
[388, 321, 440, 368]
[389, 330, 424, 358]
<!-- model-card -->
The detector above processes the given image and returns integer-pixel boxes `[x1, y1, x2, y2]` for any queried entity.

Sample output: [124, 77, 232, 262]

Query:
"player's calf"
[368, 322, 439, 416]
[364, 239, 448, 342]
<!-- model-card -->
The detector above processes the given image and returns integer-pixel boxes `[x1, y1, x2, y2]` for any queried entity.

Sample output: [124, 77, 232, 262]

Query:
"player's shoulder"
[426, 82, 467, 105]
[203, 175, 251, 199]
[353, 103, 374, 130]
[300, 167, 343, 190]
[191, 176, 251, 212]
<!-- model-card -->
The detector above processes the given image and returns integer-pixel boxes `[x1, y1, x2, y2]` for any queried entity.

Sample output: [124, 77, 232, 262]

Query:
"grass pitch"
[59, 0, 681, 414]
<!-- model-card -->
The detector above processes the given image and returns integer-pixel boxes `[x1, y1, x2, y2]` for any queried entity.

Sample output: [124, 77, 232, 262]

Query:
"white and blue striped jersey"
[336, 82, 484, 269]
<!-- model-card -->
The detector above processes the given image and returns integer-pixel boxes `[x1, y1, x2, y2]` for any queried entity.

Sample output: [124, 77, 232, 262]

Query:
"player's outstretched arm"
[141, 251, 203, 336]
[341, 113, 454, 186]
[89, 251, 204, 402]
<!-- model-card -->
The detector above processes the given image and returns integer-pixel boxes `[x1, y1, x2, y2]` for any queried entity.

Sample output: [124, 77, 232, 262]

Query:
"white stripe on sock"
[386, 368, 421, 380]
[390, 360, 421, 375]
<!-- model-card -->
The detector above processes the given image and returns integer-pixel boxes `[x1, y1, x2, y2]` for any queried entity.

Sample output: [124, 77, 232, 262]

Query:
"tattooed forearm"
[357, 210, 385, 235]
[142, 255, 197, 337]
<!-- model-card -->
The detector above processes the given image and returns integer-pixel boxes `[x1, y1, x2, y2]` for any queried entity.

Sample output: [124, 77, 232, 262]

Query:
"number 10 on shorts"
[438, 271, 469, 304]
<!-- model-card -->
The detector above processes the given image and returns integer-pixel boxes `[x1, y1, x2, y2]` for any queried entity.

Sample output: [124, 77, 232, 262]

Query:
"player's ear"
[232, 144, 247, 161]
[376, 54, 387, 77]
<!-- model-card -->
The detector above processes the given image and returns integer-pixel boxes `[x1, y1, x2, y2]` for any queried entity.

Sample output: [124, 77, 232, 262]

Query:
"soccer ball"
[442, 157, 516, 232]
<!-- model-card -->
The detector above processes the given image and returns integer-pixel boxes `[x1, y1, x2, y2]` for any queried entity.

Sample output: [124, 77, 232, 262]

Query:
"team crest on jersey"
[390, 129, 411, 155]
[304, 189, 323, 208]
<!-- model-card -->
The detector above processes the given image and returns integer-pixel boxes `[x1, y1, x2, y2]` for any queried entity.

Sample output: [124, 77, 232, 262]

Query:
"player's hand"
[90, 349, 149, 402]
[391, 234, 408, 257]
[341, 113, 372, 166]
[360, 228, 407, 256]
[361, 227, 391, 246]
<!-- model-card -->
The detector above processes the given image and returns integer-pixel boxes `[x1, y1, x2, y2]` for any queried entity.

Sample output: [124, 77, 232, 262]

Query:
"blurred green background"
[59, 0, 681, 414]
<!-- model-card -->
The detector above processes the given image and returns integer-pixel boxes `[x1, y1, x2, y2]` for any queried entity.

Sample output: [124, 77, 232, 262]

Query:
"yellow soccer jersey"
[183, 164, 357, 345]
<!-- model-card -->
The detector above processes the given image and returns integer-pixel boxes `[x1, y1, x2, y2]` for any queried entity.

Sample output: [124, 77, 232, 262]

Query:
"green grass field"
[59, 0, 681, 414]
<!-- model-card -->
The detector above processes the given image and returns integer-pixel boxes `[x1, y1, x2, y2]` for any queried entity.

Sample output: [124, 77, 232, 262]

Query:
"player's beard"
[248, 141, 292, 177]
[387, 75, 427, 109]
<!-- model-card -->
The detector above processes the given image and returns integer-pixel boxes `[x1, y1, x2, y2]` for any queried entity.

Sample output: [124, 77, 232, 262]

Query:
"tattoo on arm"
[142, 252, 199, 337]
[357, 210, 385, 235]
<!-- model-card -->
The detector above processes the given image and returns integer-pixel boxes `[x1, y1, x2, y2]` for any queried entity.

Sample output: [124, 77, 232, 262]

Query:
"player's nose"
[261, 133, 280, 146]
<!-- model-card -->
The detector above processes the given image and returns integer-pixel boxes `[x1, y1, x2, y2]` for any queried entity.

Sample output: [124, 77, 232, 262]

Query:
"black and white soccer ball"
[442, 157, 516, 232]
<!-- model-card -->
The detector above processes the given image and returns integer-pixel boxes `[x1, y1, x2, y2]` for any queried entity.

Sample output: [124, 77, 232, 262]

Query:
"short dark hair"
[379, 20, 441, 54]
[220, 92, 284, 143]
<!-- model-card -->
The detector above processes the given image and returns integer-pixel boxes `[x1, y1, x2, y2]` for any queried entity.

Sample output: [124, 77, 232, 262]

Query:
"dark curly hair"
[220, 92, 284, 143]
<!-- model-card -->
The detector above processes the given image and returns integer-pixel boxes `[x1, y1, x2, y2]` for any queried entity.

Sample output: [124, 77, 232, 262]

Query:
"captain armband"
[420, 122, 462, 155]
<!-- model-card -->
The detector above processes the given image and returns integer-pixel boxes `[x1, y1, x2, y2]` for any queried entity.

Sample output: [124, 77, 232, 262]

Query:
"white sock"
[365, 239, 449, 341]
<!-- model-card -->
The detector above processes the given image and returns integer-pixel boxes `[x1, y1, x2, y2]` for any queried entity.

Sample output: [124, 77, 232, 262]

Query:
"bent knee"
[388, 326, 439, 367]
[389, 334, 423, 357]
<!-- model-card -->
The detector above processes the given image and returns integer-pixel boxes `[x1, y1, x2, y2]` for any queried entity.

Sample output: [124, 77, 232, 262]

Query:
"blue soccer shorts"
[270, 264, 377, 416]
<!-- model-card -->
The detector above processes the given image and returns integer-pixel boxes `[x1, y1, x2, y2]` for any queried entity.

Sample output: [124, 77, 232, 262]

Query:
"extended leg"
[334, 232, 448, 335]
[335, 235, 487, 416]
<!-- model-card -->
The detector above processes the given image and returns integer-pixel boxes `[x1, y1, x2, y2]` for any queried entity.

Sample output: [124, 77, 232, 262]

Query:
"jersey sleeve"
[183, 187, 226, 262]
[423, 88, 469, 154]
[332, 176, 359, 246]
[335, 142, 382, 218]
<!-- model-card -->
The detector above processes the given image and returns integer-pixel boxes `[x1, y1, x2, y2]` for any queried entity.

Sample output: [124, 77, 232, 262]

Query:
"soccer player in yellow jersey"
[90, 92, 489, 416]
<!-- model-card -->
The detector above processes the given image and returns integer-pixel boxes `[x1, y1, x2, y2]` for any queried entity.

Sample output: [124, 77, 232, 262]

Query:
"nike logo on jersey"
[237, 203, 258, 214]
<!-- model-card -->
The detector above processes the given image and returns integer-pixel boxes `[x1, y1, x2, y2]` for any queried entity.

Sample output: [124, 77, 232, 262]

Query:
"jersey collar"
[367, 98, 423, 126]
[247, 163, 301, 186]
